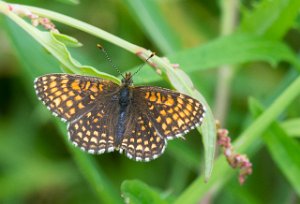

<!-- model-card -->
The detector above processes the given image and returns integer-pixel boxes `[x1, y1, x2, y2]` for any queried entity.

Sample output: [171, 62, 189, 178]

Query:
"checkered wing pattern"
[133, 86, 205, 140]
[34, 74, 118, 122]
[67, 102, 119, 154]
[120, 110, 166, 161]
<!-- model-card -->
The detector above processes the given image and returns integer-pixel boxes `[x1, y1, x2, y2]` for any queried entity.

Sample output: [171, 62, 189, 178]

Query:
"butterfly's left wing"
[132, 86, 205, 140]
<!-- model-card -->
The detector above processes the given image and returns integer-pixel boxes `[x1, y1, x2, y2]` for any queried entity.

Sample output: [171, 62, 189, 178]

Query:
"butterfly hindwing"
[120, 110, 166, 162]
[67, 101, 119, 154]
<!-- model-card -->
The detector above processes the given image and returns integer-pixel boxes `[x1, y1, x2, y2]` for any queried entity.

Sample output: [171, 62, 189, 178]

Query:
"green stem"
[214, 0, 239, 124]
[174, 75, 300, 204]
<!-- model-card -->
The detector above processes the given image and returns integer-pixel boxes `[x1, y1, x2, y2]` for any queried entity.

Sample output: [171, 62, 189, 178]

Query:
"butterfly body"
[34, 72, 205, 161]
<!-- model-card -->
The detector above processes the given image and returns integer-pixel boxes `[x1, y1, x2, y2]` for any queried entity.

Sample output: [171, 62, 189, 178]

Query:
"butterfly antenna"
[131, 52, 155, 78]
[97, 44, 125, 79]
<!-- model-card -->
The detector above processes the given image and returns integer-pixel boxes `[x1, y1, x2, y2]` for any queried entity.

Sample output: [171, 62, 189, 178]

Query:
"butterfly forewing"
[34, 74, 119, 122]
[133, 86, 205, 140]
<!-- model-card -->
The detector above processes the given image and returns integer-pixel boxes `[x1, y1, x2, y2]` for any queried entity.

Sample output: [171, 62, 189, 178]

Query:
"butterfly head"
[122, 72, 133, 87]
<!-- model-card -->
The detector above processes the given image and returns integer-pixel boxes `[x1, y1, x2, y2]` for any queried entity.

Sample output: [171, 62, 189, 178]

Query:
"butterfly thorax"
[116, 73, 134, 146]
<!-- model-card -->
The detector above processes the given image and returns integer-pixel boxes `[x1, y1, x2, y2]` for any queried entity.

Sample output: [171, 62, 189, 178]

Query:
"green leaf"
[52, 32, 82, 47]
[121, 180, 169, 204]
[174, 76, 300, 204]
[240, 0, 300, 40]
[249, 98, 300, 197]
[131, 33, 300, 85]
[281, 118, 300, 137]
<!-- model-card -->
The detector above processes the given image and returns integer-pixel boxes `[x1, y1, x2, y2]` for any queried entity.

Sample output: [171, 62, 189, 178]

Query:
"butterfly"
[34, 72, 205, 161]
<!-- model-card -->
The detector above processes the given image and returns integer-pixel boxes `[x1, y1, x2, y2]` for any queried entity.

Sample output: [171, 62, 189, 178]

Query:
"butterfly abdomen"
[115, 87, 132, 146]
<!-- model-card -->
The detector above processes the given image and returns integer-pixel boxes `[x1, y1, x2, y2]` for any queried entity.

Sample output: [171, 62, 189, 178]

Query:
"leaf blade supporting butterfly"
[34, 73, 205, 162]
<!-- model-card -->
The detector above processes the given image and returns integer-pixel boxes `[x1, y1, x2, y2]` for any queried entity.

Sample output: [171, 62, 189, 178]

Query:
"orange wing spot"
[156, 137, 161, 142]
[166, 117, 172, 124]
[144, 140, 149, 145]
[49, 96, 54, 101]
[165, 130, 171, 135]
[148, 121, 153, 128]
[74, 124, 79, 130]
[90, 95, 95, 100]
[178, 119, 185, 127]
[162, 123, 167, 130]
[165, 97, 174, 106]
[172, 113, 179, 120]
[161, 95, 166, 101]
[145, 92, 150, 99]
[86, 112, 92, 117]
[149, 92, 157, 102]
[75, 95, 82, 101]
[144, 146, 150, 151]
[90, 84, 98, 92]
[172, 126, 179, 131]
[151, 143, 157, 149]
[156, 92, 162, 103]
[141, 125, 146, 131]
[61, 79, 68, 84]
[150, 137, 154, 142]
[50, 104, 55, 108]
[137, 138, 142, 143]
[58, 107, 64, 114]
[99, 84, 103, 91]
[136, 144, 143, 151]
[53, 97, 61, 106]
[184, 118, 190, 123]
[50, 76, 57, 80]
[183, 109, 190, 116]
[149, 105, 154, 110]
[179, 111, 185, 118]
[156, 116, 162, 123]
[86, 131, 91, 136]
[167, 108, 173, 114]
[93, 118, 99, 123]
[51, 87, 58, 93]
[42, 76, 48, 81]
[77, 132, 83, 138]
[71, 81, 80, 90]
[177, 97, 184, 104]
[91, 137, 98, 144]
[65, 113, 71, 119]
[160, 109, 167, 116]
[84, 81, 91, 90]
[43, 85, 48, 91]
[186, 104, 192, 112]
[63, 88, 69, 92]
[54, 91, 62, 97]
[174, 106, 179, 111]
[83, 137, 89, 142]
[67, 91, 74, 97]
[69, 108, 75, 115]
[78, 103, 85, 109]
[66, 100, 73, 107]
[49, 81, 57, 88]
[130, 138, 135, 143]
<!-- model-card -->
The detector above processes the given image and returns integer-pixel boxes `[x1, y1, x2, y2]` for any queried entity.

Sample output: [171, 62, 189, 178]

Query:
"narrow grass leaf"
[281, 119, 300, 137]
[249, 99, 300, 196]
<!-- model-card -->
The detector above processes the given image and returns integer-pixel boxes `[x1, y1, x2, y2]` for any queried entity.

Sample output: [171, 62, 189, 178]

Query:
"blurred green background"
[1, 0, 300, 203]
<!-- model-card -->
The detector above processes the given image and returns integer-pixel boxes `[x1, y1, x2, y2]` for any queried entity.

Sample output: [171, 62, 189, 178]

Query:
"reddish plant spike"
[34, 73, 206, 162]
